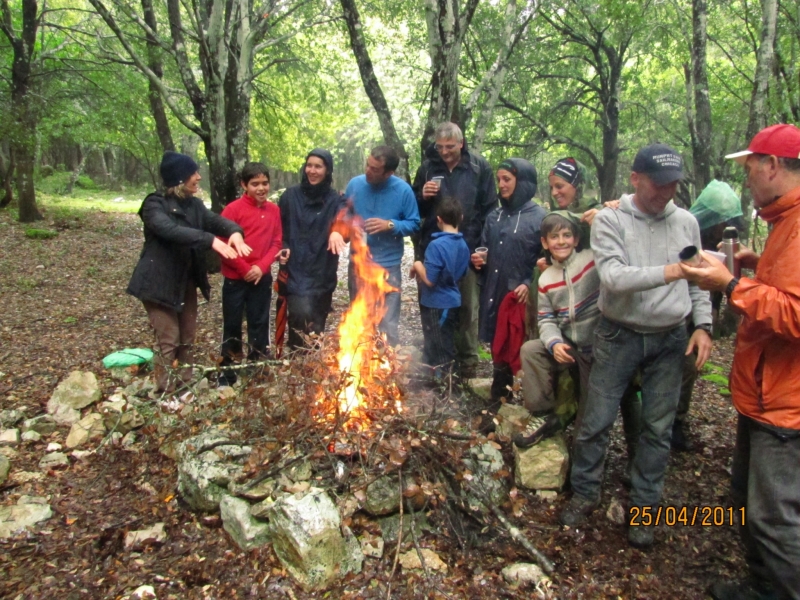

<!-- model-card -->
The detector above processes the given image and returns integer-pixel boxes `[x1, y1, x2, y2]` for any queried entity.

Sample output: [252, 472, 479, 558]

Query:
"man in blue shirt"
[346, 146, 420, 346]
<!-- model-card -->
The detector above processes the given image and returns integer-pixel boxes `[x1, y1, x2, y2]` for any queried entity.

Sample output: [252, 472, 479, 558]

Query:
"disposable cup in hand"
[431, 176, 444, 190]
[475, 247, 488, 262]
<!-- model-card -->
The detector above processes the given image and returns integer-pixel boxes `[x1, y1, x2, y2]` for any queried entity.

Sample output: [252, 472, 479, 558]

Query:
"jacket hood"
[301, 148, 334, 199]
[498, 158, 537, 211]
[619, 193, 677, 220]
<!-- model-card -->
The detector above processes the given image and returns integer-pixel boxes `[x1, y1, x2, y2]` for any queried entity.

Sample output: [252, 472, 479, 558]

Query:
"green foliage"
[24, 228, 58, 239]
[700, 373, 729, 387]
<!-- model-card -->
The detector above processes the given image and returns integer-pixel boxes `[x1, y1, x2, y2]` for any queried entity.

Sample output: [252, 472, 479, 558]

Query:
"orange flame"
[334, 212, 398, 428]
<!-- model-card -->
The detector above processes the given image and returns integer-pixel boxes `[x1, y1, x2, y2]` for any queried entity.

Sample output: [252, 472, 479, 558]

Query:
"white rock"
[66, 413, 106, 448]
[606, 499, 626, 525]
[22, 415, 57, 435]
[125, 523, 167, 550]
[466, 377, 493, 401]
[359, 533, 384, 558]
[501, 562, 545, 586]
[399, 548, 448, 573]
[21, 430, 41, 442]
[129, 585, 156, 599]
[100, 399, 128, 413]
[0, 496, 52, 538]
[122, 432, 137, 447]
[0, 455, 10, 484]
[46, 442, 62, 452]
[0, 429, 20, 446]
[71, 450, 94, 460]
[495, 404, 532, 440]
[266, 487, 363, 590]
[220, 495, 271, 550]
[47, 371, 101, 424]
[0, 409, 25, 427]
[514, 434, 570, 491]
[39, 452, 69, 470]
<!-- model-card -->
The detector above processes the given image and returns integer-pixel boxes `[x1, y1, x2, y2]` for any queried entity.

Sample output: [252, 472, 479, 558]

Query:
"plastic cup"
[475, 247, 488, 262]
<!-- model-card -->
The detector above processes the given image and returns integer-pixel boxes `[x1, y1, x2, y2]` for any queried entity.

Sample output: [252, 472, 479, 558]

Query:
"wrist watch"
[725, 277, 740, 299]
[694, 323, 713, 335]
[387, 221, 395, 230]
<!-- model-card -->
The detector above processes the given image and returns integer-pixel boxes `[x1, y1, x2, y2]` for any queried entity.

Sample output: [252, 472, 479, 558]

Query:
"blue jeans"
[731, 414, 800, 600]
[571, 317, 687, 507]
[349, 261, 402, 346]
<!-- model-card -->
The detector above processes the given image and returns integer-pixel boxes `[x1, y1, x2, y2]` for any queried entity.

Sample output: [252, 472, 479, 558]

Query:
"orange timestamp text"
[628, 505, 745, 527]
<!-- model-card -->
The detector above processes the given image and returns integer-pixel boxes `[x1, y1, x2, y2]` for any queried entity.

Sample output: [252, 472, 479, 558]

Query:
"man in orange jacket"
[682, 123, 800, 600]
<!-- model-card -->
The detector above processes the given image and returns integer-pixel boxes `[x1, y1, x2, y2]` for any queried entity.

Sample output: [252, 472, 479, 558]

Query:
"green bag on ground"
[102, 348, 154, 369]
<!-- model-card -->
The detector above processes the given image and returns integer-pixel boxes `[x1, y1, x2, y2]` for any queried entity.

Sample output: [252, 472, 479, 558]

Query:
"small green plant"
[24, 228, 58, 239]
[16, 277, 39, 290]
[86, 266, 100, 278]
[63, 316, 77, 324]
[477, 346, 492, 361]
[700, 361, 730, 393]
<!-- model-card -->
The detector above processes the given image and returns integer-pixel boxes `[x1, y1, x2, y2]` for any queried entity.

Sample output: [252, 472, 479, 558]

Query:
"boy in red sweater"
[219, 163, 282, 386]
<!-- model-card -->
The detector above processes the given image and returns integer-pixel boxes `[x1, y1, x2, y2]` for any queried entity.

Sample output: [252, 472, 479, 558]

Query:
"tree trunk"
[691, 0, 712, 194]
[742, 0, 778, 216]
[141, 0, 174, 153]
[1, 0, 42, 222]
[339, 0, 410, 177]
[421, 0, 479, 153]
[597, 56, 622, 202]
[0, 146, 13, 208]
[64, 145, 89, 194]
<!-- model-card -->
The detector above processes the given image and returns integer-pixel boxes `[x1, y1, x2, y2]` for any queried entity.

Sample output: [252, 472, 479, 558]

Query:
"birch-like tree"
[87, 0, 330, 211]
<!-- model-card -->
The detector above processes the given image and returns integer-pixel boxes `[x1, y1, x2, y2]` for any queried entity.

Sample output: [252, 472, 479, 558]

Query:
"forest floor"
[0, 204, 747, 599]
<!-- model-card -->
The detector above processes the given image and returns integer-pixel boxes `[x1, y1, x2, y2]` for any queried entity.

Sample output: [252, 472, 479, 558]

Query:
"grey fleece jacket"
[590, 194, 712, 332]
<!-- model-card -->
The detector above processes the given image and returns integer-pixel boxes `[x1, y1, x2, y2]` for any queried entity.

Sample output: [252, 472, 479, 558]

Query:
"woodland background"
[0, 0, 796, 221]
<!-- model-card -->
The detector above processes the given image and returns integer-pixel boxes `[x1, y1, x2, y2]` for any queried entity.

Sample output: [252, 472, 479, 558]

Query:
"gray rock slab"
[21, 430, 41, 442]
[220, 495, 271, 550]
[363, 476, 401, 517]
[466, 378, 493, 401]
[0, 429, 20, 446]
[124, 523, 167, 550]
[66, 413, 106, 449]
[463, 441, 508, 510]
[0, 409, 25, 427]
[514, 433, 569, 491]
[267, 488, 362, 590]
[501, 562, 545, 586]
[495, 404, 532, 440]
[48, 371, 101, 413]
[0, 455, 10, 484]
[0, 496, 52, 538]
[22, 415, 57, 436]
[39, 452, 69, 470]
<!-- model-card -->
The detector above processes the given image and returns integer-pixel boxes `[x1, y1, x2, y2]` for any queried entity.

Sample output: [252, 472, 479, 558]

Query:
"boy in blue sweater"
[410, 198, 470, 378]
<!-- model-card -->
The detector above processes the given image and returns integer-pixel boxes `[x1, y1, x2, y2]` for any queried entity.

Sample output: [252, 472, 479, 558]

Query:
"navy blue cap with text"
[632, 143, 684, 185]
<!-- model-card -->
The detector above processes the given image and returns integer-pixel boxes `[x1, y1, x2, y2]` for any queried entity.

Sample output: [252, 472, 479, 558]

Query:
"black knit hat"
[550, 157, 582, 187]
[160, 151, 199, 188]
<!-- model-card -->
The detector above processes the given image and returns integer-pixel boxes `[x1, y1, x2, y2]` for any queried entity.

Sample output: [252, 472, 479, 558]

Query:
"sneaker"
[671, 420, 691, 452]
[559, 495, 599, 527]
[513, 413, 561, 448]
[708, 578, 777, 600]
[627, 523, 654, 548]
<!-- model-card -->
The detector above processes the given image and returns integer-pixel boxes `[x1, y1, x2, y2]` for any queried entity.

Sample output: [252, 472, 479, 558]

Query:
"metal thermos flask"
[722, 227, 740, 277]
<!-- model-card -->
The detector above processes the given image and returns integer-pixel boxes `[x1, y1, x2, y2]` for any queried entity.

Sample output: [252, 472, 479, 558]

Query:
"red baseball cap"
[726, 124, 800, 164]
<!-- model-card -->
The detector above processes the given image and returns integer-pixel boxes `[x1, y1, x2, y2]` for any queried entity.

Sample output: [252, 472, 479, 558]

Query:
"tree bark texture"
[0, 0, 42, 222]
[339, 0, 410, 178]
[89, 0, 314, 212]
[691, 0, 712, 194]
[421, 0, 480, 154]
[141, 0, 175, 153]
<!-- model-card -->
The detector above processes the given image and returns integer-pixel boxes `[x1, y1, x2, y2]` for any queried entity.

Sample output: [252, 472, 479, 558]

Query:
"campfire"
[315, 211, 403, 432]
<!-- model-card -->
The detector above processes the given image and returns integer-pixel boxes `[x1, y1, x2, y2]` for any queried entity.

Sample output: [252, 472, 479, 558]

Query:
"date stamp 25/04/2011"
[629, 506, 745, 527]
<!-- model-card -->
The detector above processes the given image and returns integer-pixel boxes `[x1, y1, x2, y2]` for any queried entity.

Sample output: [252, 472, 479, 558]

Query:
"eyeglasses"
[435, 143, 459, 152]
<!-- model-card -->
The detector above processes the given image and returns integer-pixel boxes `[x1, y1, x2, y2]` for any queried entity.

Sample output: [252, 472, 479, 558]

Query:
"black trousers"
[221, 277, 272, 370]
[287, 292, 333, 350]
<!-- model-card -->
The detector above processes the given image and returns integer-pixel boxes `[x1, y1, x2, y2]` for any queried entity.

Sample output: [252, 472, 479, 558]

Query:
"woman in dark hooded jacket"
[472, 158, 546, 400]
[278, 149, 347, 349]
[127, 151, 249, 394]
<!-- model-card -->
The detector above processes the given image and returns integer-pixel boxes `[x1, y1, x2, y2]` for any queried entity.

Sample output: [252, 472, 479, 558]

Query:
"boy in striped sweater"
[515, 212, 601, 447]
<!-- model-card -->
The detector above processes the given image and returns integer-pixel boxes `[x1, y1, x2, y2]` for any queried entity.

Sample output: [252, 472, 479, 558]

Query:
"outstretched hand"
[328, 231, 346, 255]
[212, 236, 239, 260]
[680, 250, 734, 292]
[228, 232, 252, 257]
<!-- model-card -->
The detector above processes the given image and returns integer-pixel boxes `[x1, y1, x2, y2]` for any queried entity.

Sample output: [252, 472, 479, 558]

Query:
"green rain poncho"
[689, 180, 743, 231]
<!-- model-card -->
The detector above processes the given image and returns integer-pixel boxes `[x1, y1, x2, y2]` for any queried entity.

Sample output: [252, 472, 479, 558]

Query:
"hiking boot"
[670, 420, 691, 452]
[627, 523, 654, 548]
[514, 413, 561, 448]
[559, 495, 599, 527]
[708, 578, 777, 600]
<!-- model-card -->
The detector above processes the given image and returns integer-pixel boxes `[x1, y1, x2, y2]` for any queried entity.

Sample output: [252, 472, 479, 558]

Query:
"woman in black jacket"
[127, 151, 250, 393]
[472, 158, 545, 401]
[278, 149, 347, 349]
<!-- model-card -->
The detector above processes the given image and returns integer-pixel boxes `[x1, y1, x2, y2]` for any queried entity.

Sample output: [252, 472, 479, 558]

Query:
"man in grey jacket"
[559, 143, 713, 548]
